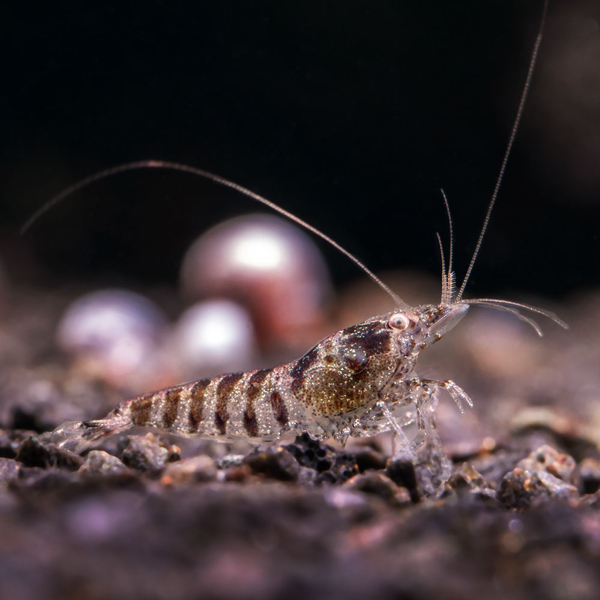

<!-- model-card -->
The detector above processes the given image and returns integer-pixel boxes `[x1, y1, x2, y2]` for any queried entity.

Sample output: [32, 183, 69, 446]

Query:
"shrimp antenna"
[21, 160, 409, 309]
[456, 0, 549, 302]
[436, 232, 448, 304]
[439, 189, 456, 304]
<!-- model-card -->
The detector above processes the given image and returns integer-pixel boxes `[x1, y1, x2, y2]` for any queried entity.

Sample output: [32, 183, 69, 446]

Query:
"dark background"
[0, 0, 598, 299]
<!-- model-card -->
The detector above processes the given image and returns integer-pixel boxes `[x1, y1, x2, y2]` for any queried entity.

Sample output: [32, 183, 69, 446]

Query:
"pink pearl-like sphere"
[180, 214, 332, 352]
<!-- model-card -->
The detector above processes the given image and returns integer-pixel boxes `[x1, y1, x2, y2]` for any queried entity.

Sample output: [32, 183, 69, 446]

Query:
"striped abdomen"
[124, 365, 301, 441]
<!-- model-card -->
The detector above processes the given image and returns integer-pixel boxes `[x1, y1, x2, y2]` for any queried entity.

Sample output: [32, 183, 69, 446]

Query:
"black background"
[1, 0, 598, 299]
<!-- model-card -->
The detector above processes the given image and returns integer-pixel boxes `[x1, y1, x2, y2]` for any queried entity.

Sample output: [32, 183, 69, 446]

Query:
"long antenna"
[440, 189, 455, 303]
[436, 231, 448, 304]
[456, 0, 549, 302]
[22, 160, 408, 309]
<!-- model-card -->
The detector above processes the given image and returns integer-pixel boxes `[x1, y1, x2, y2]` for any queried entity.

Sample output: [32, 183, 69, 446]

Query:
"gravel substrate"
[1, 286, 600, 600]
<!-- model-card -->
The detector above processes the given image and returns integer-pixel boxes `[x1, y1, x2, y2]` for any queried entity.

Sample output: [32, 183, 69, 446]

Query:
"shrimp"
[27, 0, 563, 462]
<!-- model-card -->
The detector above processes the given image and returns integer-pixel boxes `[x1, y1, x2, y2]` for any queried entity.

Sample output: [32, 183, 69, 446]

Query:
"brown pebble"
[243, 446, 300, 482]
[579, 458, 600, 495]
[161, 455, 217, 485]
[354, 446, 388, 472]
[344, 472, 411, 506]
[386, 457, 419, 503]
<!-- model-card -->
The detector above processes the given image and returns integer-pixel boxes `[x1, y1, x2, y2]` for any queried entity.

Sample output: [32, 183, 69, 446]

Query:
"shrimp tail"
[44, 411, 131, 454]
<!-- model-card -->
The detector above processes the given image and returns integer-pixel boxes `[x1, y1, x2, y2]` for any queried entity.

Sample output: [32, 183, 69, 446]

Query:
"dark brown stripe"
[247, 369, 270, 403]
[270, 391, 289, 428]
[162, 388, 182, 429]
[243, 400, 259, 437]
[130, 393, 154, 426]
[345, 322, 390, 355]
[343, 347, 369, 373]
[290, 346, 319, 380]
[188, 378, 211, 432]
[242, 369, 271, 437]
[215, 372, 244, 435]
[290, 378, 303, 400]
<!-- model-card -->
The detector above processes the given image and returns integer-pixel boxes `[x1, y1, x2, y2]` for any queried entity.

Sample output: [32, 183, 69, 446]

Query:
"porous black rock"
[285, 433, 334, 472]
[285, 433, 358, 484]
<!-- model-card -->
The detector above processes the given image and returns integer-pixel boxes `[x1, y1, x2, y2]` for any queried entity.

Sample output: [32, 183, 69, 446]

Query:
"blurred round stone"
[180, 214, 332, 350]
[56, 289, 167, 389]
[168, 299, 258, 379]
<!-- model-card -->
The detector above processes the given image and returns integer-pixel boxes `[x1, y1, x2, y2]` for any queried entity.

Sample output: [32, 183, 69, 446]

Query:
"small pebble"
[0, 458, 21, 485]
[120, 434, 178, 473]
[579, 458, 600, 495]
[386, 458, 420, 503]
[242, 446, 300, 482]
[161, 455, 217, 485]
[217, 454, 245, 469]
[516, 444, 577, 485]
[298, 466, 318, 486]
[498, 445, 580, 509]
[344, 472, 411, 506]
[220, 464, 251, 483]
[354, 446, 388, 472]
[78, 450, 131, 477]
[448, 463, 497, 501]
[499, 468, 579, 509]
[15, 436, 83, 471]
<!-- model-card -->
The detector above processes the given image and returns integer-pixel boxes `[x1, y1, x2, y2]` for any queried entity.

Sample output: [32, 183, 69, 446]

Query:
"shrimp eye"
[388, 313, 411, 331]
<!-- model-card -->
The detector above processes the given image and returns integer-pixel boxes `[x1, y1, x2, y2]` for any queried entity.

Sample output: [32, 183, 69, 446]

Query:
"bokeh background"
[0, 0, 598, 298]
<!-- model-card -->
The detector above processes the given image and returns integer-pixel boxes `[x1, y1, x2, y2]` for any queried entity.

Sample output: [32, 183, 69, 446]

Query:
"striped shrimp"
[31, 0, 564, 457]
